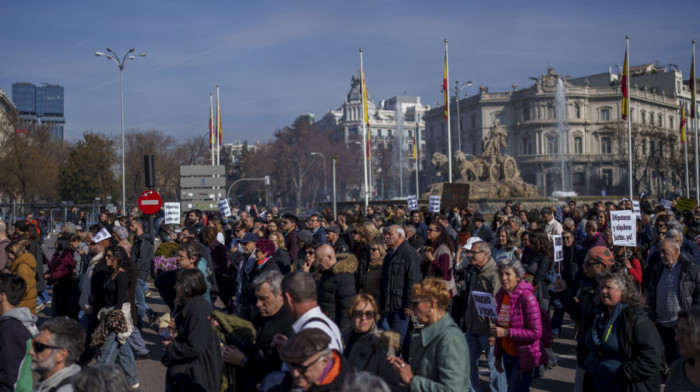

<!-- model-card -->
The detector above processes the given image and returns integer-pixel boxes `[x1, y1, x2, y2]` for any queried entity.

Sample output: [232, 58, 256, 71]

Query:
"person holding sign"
[387, 278, 469, 392]
[462, 240, 506, 392]
[492, 259, 542, 392]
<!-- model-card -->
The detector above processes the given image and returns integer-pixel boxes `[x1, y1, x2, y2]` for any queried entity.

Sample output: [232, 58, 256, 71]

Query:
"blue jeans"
[465, 330, 506, 392]
[502, 354, 536, 392]
[128, 328, 149, 356]
[97, 332, 139, 386]
[550, 297, 564, 336]
[37, 290, 50, 305]
[385, 311, 411, 357]
[135, 278, 156, 328]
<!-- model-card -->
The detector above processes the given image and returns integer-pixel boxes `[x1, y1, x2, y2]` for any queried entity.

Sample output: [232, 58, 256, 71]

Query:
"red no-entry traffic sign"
[138, 190, 163, 215]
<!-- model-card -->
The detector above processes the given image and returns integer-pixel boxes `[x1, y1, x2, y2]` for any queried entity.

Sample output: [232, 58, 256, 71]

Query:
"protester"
[6, 240, 37, 313]
[666, 306, 700, 391]
[71, 365, 132, 392]
[240, 239, 281, 320]
[422, 222, 456, 295]
[281, 214, 300, 265]
[0, 273, 38, 392]
[493, 225, 517, 262]
[351, 223, 374, 292]
[268, 231, 292, 275]
[581, 270, 664, 391]
[472, 213, 496, 247]
[162, 268, 222, 392]
[92, 246, 139, 388]
[363, 241, 386, 304]
[462, 241, 506, 392]
[493, 259, 542, 392]
[46, 238, 75, 318]
[204, 226, 234, 312]
[31, 318, 85, 392]
[387, 278, 469, 391]
[129, 217, 155, 329]
[316, 245, 357, 329]
[341, 294, 400, 390]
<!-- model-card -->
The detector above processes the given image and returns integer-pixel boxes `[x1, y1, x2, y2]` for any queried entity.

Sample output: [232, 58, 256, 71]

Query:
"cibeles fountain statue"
[428, 121, 538, 198]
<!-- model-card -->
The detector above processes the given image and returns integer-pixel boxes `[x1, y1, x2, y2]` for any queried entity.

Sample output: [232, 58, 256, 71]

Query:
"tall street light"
[95, 48, 146, 214]
[310, 152, 327, 201]
[452, 80, 472, 152]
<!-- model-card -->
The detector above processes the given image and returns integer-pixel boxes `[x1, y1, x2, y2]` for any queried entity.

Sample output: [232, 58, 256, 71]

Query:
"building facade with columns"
[424, 66, 689, 197]
[315, 74, 432, 198]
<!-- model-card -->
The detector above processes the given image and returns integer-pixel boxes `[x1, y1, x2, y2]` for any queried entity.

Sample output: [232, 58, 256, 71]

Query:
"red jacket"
[48, 250, 74, 283]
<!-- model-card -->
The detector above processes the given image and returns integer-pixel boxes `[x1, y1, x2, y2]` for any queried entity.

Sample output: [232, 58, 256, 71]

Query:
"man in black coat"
[316, 245, 356, 330]
[326, 226, 349, 254]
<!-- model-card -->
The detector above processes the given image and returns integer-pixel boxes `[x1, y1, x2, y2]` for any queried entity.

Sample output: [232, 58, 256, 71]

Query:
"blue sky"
[1, 0, 698, 144]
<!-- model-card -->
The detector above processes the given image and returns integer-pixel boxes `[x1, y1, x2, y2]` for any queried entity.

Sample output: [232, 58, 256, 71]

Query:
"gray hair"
[661, 237, 681, 252]
[666, 220, 684, 233]
[40, 318, 86, 365]
[390, 225, 406, 239]
[113, 226, 129, 241]
[71, 365, 132, 392]
[597, 270, 644, 307]
[341, 371, 391, 392]
[667, 229, 683, 243]
[475, 241, 492, 258]
[404, 225, 416, 235]
[509, 216, 521, 225]
[497, 259, 526, 280]
[563, 217, 574, 226]
[281, 270, 317, 303]
[253, 269, 283, 296]
[585, 220, 598, 231]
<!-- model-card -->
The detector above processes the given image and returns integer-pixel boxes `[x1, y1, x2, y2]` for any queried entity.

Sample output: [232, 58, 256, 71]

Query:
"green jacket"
[409, 314, 469, 392]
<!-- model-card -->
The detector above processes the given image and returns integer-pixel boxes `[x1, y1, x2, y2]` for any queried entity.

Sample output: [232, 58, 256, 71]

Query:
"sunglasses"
[305, 251, 315, 256]
[353, 310, 375, 319]
[287, 350, 328, 374]
[32, 340, 62, 353]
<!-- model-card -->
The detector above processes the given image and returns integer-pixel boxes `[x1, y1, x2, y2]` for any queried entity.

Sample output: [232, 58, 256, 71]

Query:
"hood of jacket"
[333, 252, 359, 275]
[10, 252, 36, 271]
[0, 307, 39, 336]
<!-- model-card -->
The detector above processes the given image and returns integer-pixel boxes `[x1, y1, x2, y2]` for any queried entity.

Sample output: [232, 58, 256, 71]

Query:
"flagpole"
[444, 39, 453, 183]
[683, 104, 689, 197]
[415, 110, 420, 198]
[360, 49, 369, 211]
[216, 84, 221, 166]
[626, 36, 633, 200]
[693, 40, 699, 203]
[210, 93, 215, 166]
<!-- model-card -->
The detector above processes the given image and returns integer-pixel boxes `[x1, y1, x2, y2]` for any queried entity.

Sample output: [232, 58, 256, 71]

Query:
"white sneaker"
[130, 383, 139, 389]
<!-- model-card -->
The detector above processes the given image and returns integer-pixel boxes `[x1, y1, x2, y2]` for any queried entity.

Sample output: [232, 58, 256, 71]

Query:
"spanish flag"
[691, 54, 696, 119]
[361, 60, 371, 160]
[209, 94, 214, 150]
[681, 104, 687, 144]
[413, 127, 417, 160]
[217, 93, 223, 146]
[621, 47, 629, 121]
[443, 50, 449, 121]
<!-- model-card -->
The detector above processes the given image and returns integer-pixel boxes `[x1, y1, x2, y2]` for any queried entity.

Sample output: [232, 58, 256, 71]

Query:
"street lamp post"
[310, 152, 327, 201]
[452, 80, 472, 152]
[95, 48, 146, 215]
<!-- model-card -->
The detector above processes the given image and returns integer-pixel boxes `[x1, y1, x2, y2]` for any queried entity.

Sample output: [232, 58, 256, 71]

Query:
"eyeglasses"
[105, 253, 114, 259]
[305, 251, 315, 256]
[370, 248, 380, 252]
[353, 310, 375, 319]
[426, 228, 439, 232]
[287, 350, 329, 374]
[466, 250, 485, 256]
[32, 340, 62, 353]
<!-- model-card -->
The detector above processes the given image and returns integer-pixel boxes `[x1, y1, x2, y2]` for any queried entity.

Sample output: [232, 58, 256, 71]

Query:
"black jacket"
[380, 240, 421, 313]
[318, 253, 357, 330]
[249, 308, 295, 382]
[271, 248, 292, 275]
[131, 233, 154, 281]
[331, 238, 350, 254]
[645, 257, 700, 322]
[164, 295, 222, 392]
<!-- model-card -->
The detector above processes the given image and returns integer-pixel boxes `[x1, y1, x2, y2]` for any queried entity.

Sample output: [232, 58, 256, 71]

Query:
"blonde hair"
[348, 293, 380, 322]
[6, 240, 31, 257]
[269, 231, 286, 250]
[412, 278, 450, 310]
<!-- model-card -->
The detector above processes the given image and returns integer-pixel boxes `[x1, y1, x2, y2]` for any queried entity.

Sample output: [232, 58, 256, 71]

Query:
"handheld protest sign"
[471, 291, 498, 319]
[552, 234, 563, 262]
[610, 210, 636, 247]
[164, 202, 181, 225]
[407, 195, 418, 212]
[217, 199, 232, 218]
[92, 227, 112, 243]
[429, 195, 441, 213]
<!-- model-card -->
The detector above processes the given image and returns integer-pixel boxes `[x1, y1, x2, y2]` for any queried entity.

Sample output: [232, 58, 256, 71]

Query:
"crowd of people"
[0, 197, 700, 391]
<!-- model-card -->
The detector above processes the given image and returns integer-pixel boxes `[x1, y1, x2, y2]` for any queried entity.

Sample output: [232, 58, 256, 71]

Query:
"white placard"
[660, 199, 672, 210]
[610, 210, 636, 247]
[429, 195, 441, 213]
[407, 195, 418, 211]
[552, 234, 563, 262]
[632, 201, 641, 219]
[92, 227, 112, 243]
[218, 199, 232, 218]
[164, 202, 181, 225]
[471, 291, 498, 319]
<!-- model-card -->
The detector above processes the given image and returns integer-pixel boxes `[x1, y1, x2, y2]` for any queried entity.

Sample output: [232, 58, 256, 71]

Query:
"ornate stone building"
[424, 66, 689, 196]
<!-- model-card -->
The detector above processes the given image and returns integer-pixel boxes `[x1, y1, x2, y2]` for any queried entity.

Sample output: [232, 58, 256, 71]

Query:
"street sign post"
[138, 190, 163, 215]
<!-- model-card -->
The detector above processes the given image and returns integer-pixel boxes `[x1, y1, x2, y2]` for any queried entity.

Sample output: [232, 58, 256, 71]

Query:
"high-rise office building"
[11, 82, 65, 141]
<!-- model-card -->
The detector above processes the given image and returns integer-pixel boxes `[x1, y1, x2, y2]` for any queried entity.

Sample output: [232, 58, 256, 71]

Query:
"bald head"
[316, 244, 336, 271]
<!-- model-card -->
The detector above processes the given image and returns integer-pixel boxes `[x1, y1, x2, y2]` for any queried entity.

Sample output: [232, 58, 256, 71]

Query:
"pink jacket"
[494, 280, 542, 372]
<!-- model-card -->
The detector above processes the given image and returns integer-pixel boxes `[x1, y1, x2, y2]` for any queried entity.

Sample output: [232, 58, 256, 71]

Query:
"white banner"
[471, 291, 498, 319]
[218, 199, 232, 218]
[632, 200, 641, 219]
[660, 199, 672, 210]
[610, 210, 636, 247]
[164, 202, 181, 225]
[552, 234, 563, 262]
[429, 195, 441, 213]
[407, 195, 418, 212]
[92, 227, 112, 243]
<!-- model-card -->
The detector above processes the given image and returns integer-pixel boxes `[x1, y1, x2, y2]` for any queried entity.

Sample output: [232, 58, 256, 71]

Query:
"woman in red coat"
[45, 237, 75, 318]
